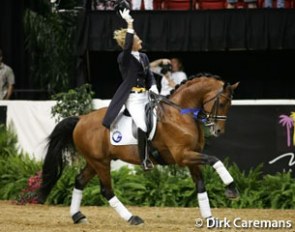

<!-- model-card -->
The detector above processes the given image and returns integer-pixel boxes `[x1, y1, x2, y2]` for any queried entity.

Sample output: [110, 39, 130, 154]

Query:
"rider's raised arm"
[120, 9, 134, 65]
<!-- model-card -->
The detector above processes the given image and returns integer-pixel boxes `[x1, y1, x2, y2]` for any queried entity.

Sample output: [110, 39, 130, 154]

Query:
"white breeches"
[125, 92, 148, 132]
[132, 0, 154, 10]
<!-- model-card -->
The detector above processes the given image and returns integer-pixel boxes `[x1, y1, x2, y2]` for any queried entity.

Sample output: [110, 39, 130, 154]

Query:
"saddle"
[110, 103, 157, 145]
[109, 92, 167, 165]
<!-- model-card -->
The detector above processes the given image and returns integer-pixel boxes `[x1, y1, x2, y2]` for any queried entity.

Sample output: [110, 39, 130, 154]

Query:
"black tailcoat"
[102, 32, 156, 129]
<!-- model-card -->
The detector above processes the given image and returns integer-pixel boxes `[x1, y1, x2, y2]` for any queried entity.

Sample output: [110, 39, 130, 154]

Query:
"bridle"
[147, 86, 232, 127]
[201, 88, 232, 126]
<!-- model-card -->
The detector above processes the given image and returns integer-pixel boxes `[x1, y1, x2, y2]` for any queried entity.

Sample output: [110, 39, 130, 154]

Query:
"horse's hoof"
[225, 182, 240, 200]
[77, 218, 88, 224]
[72, 211, 87, 224]
[128, 215, 144, 225]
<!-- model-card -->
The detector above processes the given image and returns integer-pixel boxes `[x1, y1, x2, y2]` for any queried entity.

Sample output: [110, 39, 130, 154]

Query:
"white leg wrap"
[109, 196, 132, 221]
[70, 188, 83, 216]
[197, 192, 212, 218]
[213, 161, 234, 185]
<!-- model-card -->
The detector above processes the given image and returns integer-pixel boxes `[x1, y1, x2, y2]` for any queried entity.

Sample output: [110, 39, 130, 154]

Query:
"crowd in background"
[0, 49, 15, 100]
[91, 0, 294, 11]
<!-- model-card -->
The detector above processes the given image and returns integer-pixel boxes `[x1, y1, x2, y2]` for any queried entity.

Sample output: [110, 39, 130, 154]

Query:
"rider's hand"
[119, 8, 134, 23]
[149, 85, 159, 94]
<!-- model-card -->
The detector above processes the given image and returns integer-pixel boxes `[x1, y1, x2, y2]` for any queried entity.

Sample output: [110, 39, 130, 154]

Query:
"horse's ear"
[230, 82, 239, 90]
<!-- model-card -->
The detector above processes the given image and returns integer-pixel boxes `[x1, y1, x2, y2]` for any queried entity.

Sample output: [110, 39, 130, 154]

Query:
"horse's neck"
[171, 80, 210, 109]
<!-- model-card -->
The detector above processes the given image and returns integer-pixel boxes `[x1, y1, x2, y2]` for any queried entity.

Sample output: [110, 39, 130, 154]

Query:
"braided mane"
[167, 72, 223, 98]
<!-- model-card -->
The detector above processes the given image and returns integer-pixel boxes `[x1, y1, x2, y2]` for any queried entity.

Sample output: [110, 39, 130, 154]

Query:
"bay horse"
[38, 73, 239, 225]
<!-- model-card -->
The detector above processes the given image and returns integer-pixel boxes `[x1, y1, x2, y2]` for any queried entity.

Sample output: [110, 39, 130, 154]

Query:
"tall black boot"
[137, 128, 154, 171]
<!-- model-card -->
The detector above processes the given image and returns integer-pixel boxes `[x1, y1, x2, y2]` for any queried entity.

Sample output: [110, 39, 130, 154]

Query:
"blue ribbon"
[180, 108, 208, 124]
[180, 108, 201, 119]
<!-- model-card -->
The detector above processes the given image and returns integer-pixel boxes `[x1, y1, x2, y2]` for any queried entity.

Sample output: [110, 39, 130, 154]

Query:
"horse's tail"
[38, 116, 80, 204]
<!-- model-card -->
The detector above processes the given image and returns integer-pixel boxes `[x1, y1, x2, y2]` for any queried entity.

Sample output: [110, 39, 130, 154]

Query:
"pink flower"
[15, 171, 42, 205]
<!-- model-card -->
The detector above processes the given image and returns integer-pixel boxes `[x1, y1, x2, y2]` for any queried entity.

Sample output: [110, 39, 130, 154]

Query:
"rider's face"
[132, 35, 142, 51]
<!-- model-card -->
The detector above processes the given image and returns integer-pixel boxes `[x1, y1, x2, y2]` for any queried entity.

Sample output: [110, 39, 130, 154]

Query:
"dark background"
[1, 1, 295, 100]
[0, 0, 25, 94]
[89, 50, 295, 99]
[83, 9, 295, 100]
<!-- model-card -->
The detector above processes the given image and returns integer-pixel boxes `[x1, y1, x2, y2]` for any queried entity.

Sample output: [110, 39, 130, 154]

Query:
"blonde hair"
[114, 28, 127, 49]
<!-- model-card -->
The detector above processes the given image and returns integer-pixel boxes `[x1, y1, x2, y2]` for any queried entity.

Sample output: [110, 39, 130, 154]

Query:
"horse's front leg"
[182, 151, 239, 200]
[188, 165, 212, 221]
[201, 154, 240, 199]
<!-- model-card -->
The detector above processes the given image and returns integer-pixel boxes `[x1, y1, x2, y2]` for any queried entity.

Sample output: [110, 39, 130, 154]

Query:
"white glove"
[119, 8, 134, 23]
[149, 85, 159, 94]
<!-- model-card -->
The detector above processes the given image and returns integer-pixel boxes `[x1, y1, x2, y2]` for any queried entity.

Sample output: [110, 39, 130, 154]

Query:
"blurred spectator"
[150, 58, 187, 96]
[227, 0, 257, 8]
[92, 0, 116, 10]
[263, 0, 285, 7]
[0, 49, 15, 100]
[132, 0, 154, 10]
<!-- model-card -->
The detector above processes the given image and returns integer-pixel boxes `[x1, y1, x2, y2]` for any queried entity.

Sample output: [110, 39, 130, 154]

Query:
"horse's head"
[163, 74, 238, 137]
[202, 80, 239, 137]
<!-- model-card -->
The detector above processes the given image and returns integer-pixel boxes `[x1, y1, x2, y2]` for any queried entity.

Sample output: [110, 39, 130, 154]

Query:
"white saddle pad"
[110, 110, 157, 146]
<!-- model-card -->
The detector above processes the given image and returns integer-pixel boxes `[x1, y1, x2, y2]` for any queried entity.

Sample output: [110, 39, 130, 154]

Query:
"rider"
[102, 8, 158, 171]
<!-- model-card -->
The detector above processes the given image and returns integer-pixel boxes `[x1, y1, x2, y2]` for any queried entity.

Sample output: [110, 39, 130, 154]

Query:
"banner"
[204, 102, 295, 175]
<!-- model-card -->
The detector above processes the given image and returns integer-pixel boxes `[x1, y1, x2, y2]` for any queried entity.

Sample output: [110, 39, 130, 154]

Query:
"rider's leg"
[125, 92, 153, 170]
[138, 127, 154, 170]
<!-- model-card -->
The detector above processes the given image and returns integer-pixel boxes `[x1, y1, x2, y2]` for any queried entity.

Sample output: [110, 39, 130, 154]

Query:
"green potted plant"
[51, 83, 95, 122]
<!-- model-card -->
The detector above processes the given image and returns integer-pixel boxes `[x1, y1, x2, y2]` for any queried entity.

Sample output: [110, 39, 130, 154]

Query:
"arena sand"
[0, 201, 294, 232]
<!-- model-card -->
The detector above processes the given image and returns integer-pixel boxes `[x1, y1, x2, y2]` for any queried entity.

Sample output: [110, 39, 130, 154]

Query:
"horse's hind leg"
[71, 163, 96, 224]
[94, 161, 144, 225]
